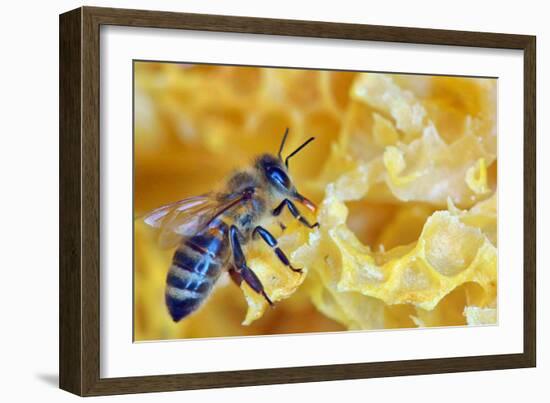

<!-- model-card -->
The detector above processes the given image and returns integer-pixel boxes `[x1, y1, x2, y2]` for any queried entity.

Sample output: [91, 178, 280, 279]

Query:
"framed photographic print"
[59, 6, 536, 396]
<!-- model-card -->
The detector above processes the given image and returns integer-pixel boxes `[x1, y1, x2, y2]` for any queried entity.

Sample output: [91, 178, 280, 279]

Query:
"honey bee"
[142, 129, 319, 322]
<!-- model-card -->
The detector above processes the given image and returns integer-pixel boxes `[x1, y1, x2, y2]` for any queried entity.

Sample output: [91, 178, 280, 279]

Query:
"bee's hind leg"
[228, 266, 242, 286]
[253, 225, 302, 274]
[229, 225, 273, 306]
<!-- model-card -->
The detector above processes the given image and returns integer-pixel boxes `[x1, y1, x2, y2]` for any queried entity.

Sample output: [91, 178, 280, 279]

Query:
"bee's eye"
[266, 166, 291, 189]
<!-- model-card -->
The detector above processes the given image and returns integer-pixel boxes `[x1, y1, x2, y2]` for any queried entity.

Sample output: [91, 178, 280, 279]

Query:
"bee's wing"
[141, 193, 222, 249]
[142, 194, 215, 229]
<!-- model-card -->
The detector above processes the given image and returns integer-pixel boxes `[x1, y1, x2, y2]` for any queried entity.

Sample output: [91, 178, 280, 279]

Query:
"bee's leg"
[228, 266, 242, 286]
[229, 225, 273, 306]
[273, 199, 319, 229]
[253, 225, 302, 274]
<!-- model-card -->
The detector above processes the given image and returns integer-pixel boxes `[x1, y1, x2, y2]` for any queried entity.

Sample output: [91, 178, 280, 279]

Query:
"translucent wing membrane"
[141, 192, 248, 249]
[141, 194, 221, 249]
[143, 195, 214, 228]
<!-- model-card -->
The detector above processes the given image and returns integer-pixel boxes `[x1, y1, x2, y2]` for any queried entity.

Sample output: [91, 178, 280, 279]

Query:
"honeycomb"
[134, 62, 497, 340]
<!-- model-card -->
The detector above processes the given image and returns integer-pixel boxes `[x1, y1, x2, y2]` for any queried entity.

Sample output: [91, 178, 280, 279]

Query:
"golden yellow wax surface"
[134, 62, 497, 341]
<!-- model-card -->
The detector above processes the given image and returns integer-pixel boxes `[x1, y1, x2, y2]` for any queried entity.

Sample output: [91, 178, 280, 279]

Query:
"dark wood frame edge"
[59, 6, 536, 396]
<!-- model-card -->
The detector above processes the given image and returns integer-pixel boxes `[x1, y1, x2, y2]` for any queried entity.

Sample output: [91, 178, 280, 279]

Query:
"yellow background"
[134, 62, 497, 341]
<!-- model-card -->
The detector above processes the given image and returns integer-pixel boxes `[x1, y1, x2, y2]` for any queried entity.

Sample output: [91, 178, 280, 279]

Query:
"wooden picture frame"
[59, 6, 536, 396]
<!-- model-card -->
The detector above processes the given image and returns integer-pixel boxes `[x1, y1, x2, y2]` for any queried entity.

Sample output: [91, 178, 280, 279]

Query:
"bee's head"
[256, 129, 317, 212]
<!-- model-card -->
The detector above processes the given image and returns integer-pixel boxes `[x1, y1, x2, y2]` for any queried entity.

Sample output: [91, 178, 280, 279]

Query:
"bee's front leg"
[229, 225, 273, 306]
[253, 226, 302, 273]
[272, 199, 319, 229]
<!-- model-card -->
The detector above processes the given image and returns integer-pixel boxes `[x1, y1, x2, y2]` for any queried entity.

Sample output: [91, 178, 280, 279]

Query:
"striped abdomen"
[166, 221, 229, 322]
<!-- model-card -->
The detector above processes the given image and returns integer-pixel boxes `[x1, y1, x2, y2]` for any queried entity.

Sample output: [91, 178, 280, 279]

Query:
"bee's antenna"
[278, 128, 289, 161]
[285, 137, 315, 168]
